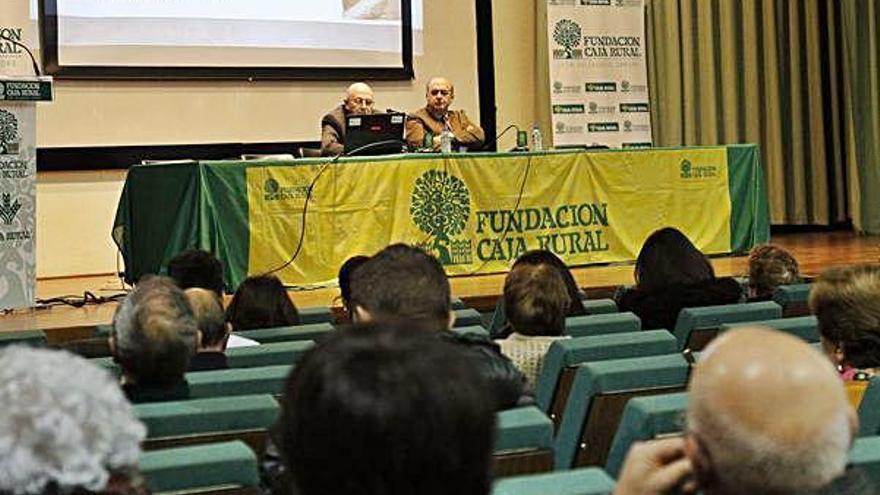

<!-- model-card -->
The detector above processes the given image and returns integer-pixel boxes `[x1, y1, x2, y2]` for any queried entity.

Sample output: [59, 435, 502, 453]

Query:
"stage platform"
[3, 231, 878, 342]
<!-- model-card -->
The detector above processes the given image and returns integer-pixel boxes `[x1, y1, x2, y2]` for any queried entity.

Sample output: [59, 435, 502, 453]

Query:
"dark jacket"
[122, 380, 190, 404]
[188, 352, 229, 372]
[320, 105, 347, 156]
[616, 277, 743, 331]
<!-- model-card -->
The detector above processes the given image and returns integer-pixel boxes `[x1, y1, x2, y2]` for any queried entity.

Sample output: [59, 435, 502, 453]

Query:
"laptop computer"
[344, 112, 406, 156]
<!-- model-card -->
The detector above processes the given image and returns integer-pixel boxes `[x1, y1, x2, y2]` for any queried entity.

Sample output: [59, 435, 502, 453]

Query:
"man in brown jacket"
[405, 77, 485, 152]
[321, 82, 376, 156]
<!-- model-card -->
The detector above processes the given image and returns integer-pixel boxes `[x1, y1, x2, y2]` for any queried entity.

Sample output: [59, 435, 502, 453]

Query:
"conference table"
[113, 145, 769, 290]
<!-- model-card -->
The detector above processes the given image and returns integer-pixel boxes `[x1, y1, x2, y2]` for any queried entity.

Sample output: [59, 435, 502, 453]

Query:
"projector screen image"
[41, 0, 422, 78]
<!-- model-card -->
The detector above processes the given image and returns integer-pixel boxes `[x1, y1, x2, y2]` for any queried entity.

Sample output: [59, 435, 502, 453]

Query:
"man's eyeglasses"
[430, 89, 451, 97]
[350, 97, 374, 106]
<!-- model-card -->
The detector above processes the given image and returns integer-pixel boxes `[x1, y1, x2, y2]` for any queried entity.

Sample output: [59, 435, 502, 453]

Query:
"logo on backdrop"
[0, 194, 20, 226]
[0, 110, 20, 155]
[263, 177, 309, 201]
[680, 159, 718, 179]
[552, 19, 583, 59]
[585, 82, 617, 92]
[411, 170, 473, 266]
[556, 121, 585, 135]
[620, 79, 648, 94]
[553, 81, 581, 95]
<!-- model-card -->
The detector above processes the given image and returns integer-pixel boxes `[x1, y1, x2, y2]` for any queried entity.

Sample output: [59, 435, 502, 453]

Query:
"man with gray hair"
[0, 347, 147, 495]
[321, 82, 376, 156]
[614, 328, 862, 495]
[110, 276, 198, 403]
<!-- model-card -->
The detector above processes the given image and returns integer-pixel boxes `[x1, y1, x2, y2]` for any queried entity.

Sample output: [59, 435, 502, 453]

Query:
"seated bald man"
[405, 77, 485, 152]
[321, 82, 376, 156]
[615, 328, 862, 495]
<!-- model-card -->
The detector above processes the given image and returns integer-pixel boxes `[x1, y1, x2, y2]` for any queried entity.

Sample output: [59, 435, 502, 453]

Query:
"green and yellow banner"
[240, 146, 766, 286]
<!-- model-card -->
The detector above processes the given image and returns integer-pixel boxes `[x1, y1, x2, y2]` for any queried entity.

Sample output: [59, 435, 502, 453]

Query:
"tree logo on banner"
[410, 169, 473, 266]
[0, 110, 19, 155]
[553, 19, 583, 59]
[0, 194, 21, 225]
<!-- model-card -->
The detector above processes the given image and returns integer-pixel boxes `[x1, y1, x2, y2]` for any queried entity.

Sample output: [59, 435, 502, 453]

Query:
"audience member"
[226, 274, 300, 332]
[496, 263, 570, 385]
[350, 243, 529, 409]
[405, 77, 485, 151]
[321, 82, 375, 156]
[167, 248, 225, 296]
[279, 324, 494, 495]
[110, 276, 198, 403]
[810, 264, 880, 407]
[337, 254, 370, 323]
[186, 288, 231, 371]
[513, 249, 588, 316]
[0, 347, 148, 495]
[747, 244, 800, 301]
[615, 328, 858, 495]
[616, 227, 742, 331]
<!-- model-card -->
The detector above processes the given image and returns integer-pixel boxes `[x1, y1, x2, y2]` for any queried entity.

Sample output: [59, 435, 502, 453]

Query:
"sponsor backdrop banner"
[547, 0, 652, 148]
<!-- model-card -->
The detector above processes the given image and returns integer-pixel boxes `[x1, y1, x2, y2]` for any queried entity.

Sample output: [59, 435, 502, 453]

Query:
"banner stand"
[0, 76, 53, 310]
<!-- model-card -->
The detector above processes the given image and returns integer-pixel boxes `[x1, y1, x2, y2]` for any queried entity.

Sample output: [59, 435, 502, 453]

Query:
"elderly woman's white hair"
[0, 346, 146, 495]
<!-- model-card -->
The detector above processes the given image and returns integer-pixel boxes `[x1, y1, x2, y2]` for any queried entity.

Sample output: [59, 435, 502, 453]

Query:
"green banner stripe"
[728, 145, 771, 252]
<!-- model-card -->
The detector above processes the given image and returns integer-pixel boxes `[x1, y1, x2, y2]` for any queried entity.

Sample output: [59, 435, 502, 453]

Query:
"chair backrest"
[850, 436, 880, 485]
[491, 467, 616, 495]
[139, 441, 259, 495]
[0, 329, 46, 347]
[235, 322, 334, 344]
[858, 376, 880, 437]
[187, 365, 291, 399]
[225, 341, 313, 368]
[493, 406, 555, 477]
[673, 301, 782, 351]
[298, 306, 333, 325]
[605, 392, 688, 476]
[772, 283, 812, 317]
[719, 316, 819, 343]
[451, 296, 467, 310]
[454, 308, 484, 328]
[535, 330, 678, 421]
[452, 325, 490, 338]
[565, 313, 641, 338]
[489, 298, 620, 336]
[135, 394, 279, 454]
[554, 354, 690, 469]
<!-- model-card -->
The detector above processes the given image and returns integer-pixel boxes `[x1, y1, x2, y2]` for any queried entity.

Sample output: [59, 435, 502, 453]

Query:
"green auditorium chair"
[534, 330, 678, 427]
[225, 340, 313, 368]
[0, 329, 46, 347]
[135, 394, 279, 454]
[673, 301, 782, 351]
[565, 313, 641, 338]
[235, 322, 334, 343]
[454, 308, 484, 328]
[858, 376, 880, 437]
[187, 365, 291, 399]
[605, 392, 688, 477]
[451, 325, 490, 338]
[718, 316, 819, 343]
[554, 354, 690, 469]
[492, 467, 616, 495]
[297, 306, 333, 325]
[850, 436, 880, 485]
[489, 298, 618, 336]
[94, 324, 112, 337]
[772, 283, 812, 317]
[139, 441, 259, 495]
[494, 406, 555, 476]
[451, 296, 467, 310]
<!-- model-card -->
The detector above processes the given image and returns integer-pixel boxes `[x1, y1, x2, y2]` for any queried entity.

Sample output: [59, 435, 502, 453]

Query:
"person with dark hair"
[747, 244, 800, 301]
[350, 243, 529, 409]
[497, 263, 571, 385]
[185, 288, 231, 371]
[167, 249, 225, 296]
[279, 324, 495, 495]
[226, 275, 300, 332]
[513, 250, 588, 316]
[615, 227, 742, 331]
[110, 276, 198, 403]
[809, 264, 880, 408]
[337, 254, 370, 323]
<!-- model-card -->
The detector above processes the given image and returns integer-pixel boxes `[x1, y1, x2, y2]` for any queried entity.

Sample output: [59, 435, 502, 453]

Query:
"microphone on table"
[480, 124, 528, 152]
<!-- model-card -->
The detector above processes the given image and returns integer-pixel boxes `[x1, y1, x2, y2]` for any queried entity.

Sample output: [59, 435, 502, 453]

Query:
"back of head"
[226, 275, 300, 331]
[280, 324, 495, 495]
[748, 245, 800, 299]
[185, 288, 228, 348]
[504, 263, 568, 336]
[809, 264, 880, 369]
[338, 255, 370, 310]
[112, 276, 198, 386]
[0, 347, 146, 495]
[168, 249, 225, 296]
[349, 244, 451, 326]
[635, 227, 714, 291]
[688, 328, 853, 495]
[513, 250, 586, 315]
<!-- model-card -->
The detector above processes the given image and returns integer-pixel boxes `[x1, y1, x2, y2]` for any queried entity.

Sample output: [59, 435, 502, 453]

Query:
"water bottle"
[531, 123, 544, 152]
[440, 128, 454, 153]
